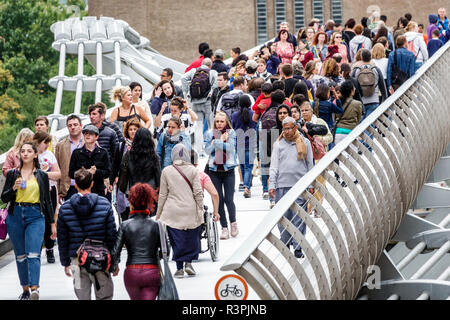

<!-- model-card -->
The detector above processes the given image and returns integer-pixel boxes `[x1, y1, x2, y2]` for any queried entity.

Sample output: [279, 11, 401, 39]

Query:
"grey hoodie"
[349, 35, 373, 62]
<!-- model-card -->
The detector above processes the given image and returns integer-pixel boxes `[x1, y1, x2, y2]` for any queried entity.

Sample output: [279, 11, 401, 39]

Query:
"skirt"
[166, 226, 201, 263]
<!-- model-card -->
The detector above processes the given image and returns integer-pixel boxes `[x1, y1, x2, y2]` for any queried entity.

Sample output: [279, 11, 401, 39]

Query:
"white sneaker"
[230, 222, 239, 237]
[263, 192, 269, 200]
[220, 228, 230, 240]
[30, 289, 39, 300]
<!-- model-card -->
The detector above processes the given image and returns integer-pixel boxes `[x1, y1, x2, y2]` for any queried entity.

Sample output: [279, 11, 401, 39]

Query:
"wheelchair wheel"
[206, 212, 219, 261]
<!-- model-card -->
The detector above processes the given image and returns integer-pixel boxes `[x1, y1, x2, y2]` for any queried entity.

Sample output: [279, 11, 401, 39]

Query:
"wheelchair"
[199, 205, 219, 261]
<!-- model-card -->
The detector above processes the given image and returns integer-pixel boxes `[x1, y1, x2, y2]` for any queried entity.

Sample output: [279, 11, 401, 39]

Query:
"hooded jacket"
[349, 35, 373, 61]
[404, 31, 429, 63]
[57, 193, 117, 267]
[428, 14, 440, 40]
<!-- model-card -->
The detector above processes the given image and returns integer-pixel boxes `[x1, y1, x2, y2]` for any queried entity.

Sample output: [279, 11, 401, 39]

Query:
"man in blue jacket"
[387, 35, 416, 94]
[57, 167, 118, 300]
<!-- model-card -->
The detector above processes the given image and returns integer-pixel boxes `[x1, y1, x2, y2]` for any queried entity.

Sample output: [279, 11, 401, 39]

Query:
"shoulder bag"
[332, 98, 353, 138]
[157, 221, 179, 300]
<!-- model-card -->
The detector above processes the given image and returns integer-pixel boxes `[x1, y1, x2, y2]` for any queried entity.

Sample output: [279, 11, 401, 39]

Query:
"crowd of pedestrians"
[1, 7, 449, 300]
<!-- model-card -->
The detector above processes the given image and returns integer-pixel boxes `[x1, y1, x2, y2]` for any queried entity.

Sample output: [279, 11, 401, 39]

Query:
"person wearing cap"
[68, 124, 111, 198]
[212, 49, 228, 74]
[244, 60, 258, 82]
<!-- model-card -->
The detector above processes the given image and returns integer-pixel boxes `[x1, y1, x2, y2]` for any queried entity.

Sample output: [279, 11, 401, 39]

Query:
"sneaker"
[230, 222, 239, 237]
[18, 291, 30, 300]
[30, 289, 39, 300]
[174, 269, 184, 278]
[262, 192, 269, 200]
[184, 263, 196, 276]
[238, 184, 244, 192]
[220, 228, 230, 240]
[243, 188, 251, 198]
[270, 200, 276, 209]
[46, 249, 55, 264]
[294, 250, 304, 259]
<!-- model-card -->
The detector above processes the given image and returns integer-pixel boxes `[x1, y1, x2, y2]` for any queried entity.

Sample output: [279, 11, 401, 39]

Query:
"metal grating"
[293, 0, 305, 30]
[256, 0, 268, 43]
[275, 0, 286, 33]
[331, 0, 343, 24]
[312, 0, 323, 24]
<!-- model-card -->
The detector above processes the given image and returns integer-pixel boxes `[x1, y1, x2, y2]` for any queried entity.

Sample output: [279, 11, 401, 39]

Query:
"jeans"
[192, 101, 213, 155]
[124, 267, 160, 300]
[275, 187, 307, 253]
[209, 169, 236, 229]
[238, 149, 254, 189]
[6, 204, 45, 287]
[362, 103, 379, 121]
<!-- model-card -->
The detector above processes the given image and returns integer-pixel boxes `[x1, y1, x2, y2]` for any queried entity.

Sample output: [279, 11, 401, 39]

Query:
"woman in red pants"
[111, 183, 160, 300]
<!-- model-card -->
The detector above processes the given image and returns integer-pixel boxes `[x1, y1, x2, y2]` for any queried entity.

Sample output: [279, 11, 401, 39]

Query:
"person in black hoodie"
[69, 125, 111, 198]
[211, 72, 231, 114]
[57, 167, 117, 300]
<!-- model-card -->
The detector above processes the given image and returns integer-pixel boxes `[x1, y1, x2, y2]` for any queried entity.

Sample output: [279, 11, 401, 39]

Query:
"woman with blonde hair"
[204, 111, 238, 240]
[404, 21, 428, 70]
[109, 85, 152, 131]
[371, 43, 388, 82]
[2, 128, 34, 177]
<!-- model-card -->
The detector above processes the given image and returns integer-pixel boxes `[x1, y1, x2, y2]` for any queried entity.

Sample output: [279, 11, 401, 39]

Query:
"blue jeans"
[362, 103, 379, 121]
[239, 149, 254, 189]
[275, 187, 307, 253]
[209, 169, 236, 229]
[6, 204, 45, 287]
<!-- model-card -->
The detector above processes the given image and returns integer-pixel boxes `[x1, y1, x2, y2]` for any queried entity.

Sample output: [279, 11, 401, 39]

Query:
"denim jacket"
[204, 129, 238, 172]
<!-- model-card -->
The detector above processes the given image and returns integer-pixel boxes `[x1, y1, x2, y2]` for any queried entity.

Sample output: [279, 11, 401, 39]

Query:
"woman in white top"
[154, 96, 198, 141]
[371, 43, 388, 80]
[129, 81, 151, 119]
[404, 21, 428, 70]
[33, 131, 61, 264]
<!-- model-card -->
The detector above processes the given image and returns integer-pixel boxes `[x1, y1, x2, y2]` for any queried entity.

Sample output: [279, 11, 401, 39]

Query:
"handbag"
[157, 221, 179, 300]
[0, 206, 8, 240]
[306, 133, 326, 160]
[332, 98, 353, 138]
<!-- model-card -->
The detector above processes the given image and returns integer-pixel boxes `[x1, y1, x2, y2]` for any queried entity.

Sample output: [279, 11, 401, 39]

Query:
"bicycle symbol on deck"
[220, 284, 243, 298]
[215, 274, 249, 300]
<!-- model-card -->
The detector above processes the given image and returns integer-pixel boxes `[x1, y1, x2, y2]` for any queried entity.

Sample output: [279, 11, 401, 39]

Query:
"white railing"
[221, 41, 450, 300]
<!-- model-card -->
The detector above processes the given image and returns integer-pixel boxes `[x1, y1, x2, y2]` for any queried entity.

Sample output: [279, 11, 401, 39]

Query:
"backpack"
[390, 50, 409, 90]
[189, 68, 211, 99]
[75, 199, 112, 281]
[220, 91, 242, 121]
[356, 65, 377, 97]
[406, 39, 421, 57]
[306, 133, 326, 161]
[260, 105, 278, 130]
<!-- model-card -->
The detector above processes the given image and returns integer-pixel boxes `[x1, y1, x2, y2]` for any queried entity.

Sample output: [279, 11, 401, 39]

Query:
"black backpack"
[390, 50, 409, 90]
[220, 91, 242, 120]
[189, 68, 211, 99]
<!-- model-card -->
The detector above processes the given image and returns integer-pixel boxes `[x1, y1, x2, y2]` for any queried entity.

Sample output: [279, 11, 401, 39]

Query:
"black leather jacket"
[1, 169, 54, 224]
[111, 212, 161, 269]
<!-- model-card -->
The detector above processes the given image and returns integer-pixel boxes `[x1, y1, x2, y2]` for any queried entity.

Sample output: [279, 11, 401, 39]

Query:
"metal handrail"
[221, 41, 450, 299]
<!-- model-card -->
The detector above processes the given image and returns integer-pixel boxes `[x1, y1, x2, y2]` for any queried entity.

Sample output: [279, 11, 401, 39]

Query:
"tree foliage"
[0, 0, 106, 154]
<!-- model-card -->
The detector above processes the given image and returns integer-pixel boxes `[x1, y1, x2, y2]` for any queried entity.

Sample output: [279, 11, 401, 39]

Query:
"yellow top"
[16, 176, 40, 203]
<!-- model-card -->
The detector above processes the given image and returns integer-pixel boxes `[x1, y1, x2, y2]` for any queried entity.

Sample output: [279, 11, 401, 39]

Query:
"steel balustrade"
[220, 42, 450, 300]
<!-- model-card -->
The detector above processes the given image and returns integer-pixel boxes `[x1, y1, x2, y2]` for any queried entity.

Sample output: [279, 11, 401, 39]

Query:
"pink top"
[276, 42, 295, 64]
[2, 148, 20, 177]
[337, 43, 349, 64]
[199, 171, 211, 192]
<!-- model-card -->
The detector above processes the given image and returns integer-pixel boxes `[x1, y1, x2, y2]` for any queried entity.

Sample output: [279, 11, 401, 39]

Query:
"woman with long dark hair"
[129, 81, 151, 119]
[150, 80, 176, 117]
[231, 95, 257, 198]
[118, 128, 161, 218]
[1, 142, 55, 300]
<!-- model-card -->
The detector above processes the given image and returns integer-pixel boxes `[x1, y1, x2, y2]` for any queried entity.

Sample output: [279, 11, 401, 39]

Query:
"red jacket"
[252, 93, 272, 115]
[185, 56, 204, 73]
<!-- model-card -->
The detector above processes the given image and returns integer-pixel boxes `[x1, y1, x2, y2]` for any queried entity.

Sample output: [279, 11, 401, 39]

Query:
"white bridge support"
[221, 42, 450, 300]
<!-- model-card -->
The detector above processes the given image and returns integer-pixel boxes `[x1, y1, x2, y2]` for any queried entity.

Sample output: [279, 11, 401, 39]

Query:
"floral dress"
[275, 41, 295, 64]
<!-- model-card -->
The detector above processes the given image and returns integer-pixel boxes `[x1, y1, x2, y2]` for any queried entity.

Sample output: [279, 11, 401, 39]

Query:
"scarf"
[278, 128, 307, 160]
[213, 125, 230, 167]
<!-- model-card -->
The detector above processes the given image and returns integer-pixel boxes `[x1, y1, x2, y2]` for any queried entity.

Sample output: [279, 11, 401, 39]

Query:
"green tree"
[0, 0, 102, 153]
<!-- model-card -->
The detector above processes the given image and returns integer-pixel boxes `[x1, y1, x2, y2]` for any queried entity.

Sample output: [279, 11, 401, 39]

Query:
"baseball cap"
[82, 124, 99, 135]
[214, 49, 224, 59]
